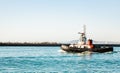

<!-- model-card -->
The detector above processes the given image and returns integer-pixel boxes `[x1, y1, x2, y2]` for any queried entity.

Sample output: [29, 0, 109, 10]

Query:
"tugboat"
[61, 25, 113, 53]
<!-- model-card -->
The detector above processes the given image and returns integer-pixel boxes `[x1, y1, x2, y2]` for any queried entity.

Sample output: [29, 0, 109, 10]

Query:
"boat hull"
[61, 45, 113, 53]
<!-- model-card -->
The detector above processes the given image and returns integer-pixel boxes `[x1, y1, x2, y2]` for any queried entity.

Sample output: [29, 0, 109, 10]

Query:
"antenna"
[83, 25, 86, 36]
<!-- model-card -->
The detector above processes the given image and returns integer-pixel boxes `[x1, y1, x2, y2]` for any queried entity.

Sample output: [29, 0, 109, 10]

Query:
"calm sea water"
[0, 46, 120, 73]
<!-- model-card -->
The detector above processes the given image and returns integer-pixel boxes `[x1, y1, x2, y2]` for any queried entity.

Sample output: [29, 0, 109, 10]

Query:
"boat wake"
[58, 49, 66, 53]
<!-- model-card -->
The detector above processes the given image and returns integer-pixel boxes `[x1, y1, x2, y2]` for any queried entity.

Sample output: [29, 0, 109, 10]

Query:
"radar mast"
[78, 25, 87, 45]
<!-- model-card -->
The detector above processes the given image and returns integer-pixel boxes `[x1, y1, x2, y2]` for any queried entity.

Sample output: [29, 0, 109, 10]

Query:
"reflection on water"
[0, 46, 120, 73]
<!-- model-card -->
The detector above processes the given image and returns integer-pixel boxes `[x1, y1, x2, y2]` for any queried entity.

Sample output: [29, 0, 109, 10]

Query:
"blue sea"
[0, 46, 120, 73]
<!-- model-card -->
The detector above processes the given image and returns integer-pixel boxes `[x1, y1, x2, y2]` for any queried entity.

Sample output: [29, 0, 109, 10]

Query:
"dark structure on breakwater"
[0, 42, 71, 46]
[0, 42, 61, 46]
[94, 44, 120, 47]
[0, 42, 120, 47]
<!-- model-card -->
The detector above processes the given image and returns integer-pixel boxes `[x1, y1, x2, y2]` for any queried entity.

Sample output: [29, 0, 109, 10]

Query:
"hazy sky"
[0, 0, 120, 42]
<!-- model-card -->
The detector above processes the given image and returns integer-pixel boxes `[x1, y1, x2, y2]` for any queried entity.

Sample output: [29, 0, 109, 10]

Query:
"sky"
[0, 0, 120, 42]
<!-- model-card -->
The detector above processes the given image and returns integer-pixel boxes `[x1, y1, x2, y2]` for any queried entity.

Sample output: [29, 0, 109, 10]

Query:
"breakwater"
[0, 42, 68, 46]
[94, 44, 120, 47]
[0, 42, 120, 47]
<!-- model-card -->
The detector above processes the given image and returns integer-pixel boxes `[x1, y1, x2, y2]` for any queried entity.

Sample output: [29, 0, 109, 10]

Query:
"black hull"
[61, 45, 113, 53]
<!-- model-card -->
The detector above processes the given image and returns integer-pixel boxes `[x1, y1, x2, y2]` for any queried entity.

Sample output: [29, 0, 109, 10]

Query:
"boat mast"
[83, 25, 87, 44]
[84, 25, 86, 37]
[78, 25, 87, 45]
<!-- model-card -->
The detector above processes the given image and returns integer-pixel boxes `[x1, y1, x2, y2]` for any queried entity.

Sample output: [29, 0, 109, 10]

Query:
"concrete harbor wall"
[0, 42, 120, 47]
[0, 42, 67, 46]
